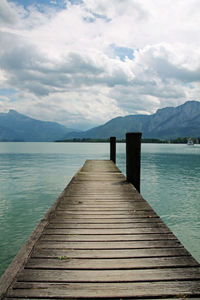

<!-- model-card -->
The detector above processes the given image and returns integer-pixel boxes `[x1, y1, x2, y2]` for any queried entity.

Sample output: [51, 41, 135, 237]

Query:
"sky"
[0, 0, 200, 129]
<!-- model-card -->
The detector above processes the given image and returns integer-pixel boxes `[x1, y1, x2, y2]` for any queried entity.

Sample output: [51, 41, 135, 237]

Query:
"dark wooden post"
[110, 136, 116, 164]
[126, 132, 142, 193]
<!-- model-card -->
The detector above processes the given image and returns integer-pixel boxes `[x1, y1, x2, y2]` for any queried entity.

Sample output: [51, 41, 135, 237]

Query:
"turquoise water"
[0, 142, 200, 276]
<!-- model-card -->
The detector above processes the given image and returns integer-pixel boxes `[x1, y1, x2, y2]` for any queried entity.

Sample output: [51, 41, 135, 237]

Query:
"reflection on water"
[0, 142, 199, 276]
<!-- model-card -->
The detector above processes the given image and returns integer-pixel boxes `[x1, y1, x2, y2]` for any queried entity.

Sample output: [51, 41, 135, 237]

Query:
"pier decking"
[1, 159, 200, 299]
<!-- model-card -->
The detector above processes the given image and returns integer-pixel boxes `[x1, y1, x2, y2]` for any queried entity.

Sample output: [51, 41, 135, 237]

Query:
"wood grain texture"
[48, 217, 161, 224]
[24, 257, 199, 270]
[36, 240, 182, 249]
[7, 281, 200, 298]
[47, 221, 166, 229]
[18, 267, 200, 282]
[32, 247, 190, 259]
[1, 159, 200, 299]
[44, 227, 171, 234]
[4, 298, 200, 300]
[40, 233, 176, 242]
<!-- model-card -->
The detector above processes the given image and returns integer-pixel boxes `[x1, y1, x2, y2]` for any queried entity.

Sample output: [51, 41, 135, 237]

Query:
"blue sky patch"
[69, 0, 83, 4]
[8, 0, 67, 9]
[0, 88, 16, 96]
[83, 10, 111, 23]
[111, 44, 134, 61]
[91, 11, 111, 22]
[0, 88, 17, 102]
[83, 16, 96, 23]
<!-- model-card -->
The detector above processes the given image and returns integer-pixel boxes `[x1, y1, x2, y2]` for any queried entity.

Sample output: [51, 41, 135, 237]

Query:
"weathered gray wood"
[58, 204, 151, 209]
[36, 240, 182, 249]
[49, 217, 161, 224]
[18, 267, 200, 281]
[65, 188, 137, 193]
[41, 233, 176, 241]
[53, 212, 157, 218]
[25, 257, 199, 270]
[31, 247, 191, 259]
[5, 298, 200, 300]
[61, 200, 144, 205]
[47, 222, 166, 229]
[1, 159, 200, 299]
[44, 227, 171, 235]
[55, 211, 155, 216]
[58, 203, 152, 210]
[7, 281, 200, 298]
[63, 195, 142, 199]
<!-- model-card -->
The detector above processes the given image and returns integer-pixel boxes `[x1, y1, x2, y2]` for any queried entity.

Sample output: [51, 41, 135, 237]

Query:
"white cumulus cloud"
[0, 0, 200, 129]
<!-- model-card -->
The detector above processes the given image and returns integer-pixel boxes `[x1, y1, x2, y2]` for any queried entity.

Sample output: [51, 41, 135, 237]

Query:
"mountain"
[1, 101, 199, 142]
[63, 101, 200, 140]
[0, 110, 78, 142]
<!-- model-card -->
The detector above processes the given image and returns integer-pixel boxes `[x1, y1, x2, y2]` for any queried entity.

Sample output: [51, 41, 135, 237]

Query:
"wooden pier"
[1, 158, 200, 299]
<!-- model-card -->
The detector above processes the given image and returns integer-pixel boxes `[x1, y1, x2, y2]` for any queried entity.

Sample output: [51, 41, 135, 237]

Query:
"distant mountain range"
[0, 101, 200, 142]
[0, 110, 78, 142]
[62, 100, 200, 140]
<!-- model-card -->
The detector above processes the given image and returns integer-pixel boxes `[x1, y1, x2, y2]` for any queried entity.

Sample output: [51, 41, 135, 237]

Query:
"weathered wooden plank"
[63, 195, 143, 200]
[49, 218, 161, 224]
[80, 160, 120, 171]
[47, 222, 166, 229]
[65, 191, 138, 196]
[41, 233, 176, 242]
[66, 184, 136, 188]
[58, 204, 152, 210]
[60, 200, 146, 206]
[72, 178, 126, 181]
[53, 212, 157, 218]
[7, 281, 200, 298]
[65, 188, 138, 194]
[60, 195, 145, 200]
[73, 178, 126, 182]
[68, 186, 134, 191]
[44, 227, 171, 235]
[62, 197, 145, 203]
[66, 179, 133, 184]
[58, 204, 150, 209]
[65, 182, 136, 188]
[32, 247, 191, 259]
[5, 298, 200, 300]
[36, 240, 181, 249]
[73, 177, 126, 182]
[25, 257, 199, 270]
[66, 178, 134, 182]
[57, 209, 153, 213]
[65, 193, 141, 197]
[18, 267, 200, 281]
[77, 171, 124, 174]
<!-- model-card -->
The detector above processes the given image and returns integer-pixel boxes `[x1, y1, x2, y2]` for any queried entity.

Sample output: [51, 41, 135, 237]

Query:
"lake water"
[0, 142, 200, 276]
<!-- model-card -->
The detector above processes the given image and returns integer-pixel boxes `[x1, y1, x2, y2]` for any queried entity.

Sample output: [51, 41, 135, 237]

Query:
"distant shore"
[1, 137, 199, 143]
[56, 137, 200, 144]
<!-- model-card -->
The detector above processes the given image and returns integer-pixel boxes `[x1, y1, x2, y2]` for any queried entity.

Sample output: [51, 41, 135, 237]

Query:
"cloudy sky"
[1, 0, 200, 129]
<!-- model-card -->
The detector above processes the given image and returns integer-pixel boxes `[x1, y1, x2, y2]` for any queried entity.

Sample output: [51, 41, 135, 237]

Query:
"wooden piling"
[110, 136, 116, 164]
[126, 132, 142, 192]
